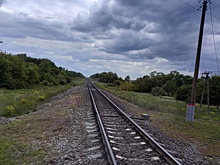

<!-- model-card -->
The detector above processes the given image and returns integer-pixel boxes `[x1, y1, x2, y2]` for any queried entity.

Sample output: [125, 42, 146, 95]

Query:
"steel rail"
[88, 85, 117, 165]
[91, 83, 181, 165]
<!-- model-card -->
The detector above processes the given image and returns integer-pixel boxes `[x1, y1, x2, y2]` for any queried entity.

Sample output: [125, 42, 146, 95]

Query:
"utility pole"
[199, 72, 211, 114]
[186, 0, 208, 122]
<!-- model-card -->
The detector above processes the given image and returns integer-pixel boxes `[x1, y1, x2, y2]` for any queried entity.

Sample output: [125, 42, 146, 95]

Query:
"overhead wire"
[177, 0, 220, 75]
[177, 0, 220, 20]
[177, 0, 198, 10]
[208, 1, 220, 75]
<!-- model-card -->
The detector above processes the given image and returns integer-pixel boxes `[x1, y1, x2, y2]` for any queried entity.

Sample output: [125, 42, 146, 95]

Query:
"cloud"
[1, 0, 220, 79]
[69, 0, 220, 74]
[70, 0, 201, 63]
[0, 0, 5, 7]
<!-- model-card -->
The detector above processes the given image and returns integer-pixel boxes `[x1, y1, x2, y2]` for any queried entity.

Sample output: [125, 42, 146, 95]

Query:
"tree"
[124, 75, 130, 82]
[25, 63, 40, 85]
[176, 85, 191, 102]
[209, 76, 220, 105]
[90, 72, 118, 83]
[163, 80, 177, 96]
[0, 52, 84, 89]
[120, 82, 134, 91]
[151, 87, 167, 96]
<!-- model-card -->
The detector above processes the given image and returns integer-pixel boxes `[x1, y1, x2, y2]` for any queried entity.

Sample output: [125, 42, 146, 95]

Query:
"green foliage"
[133, 75, 156, 93]
[0, 52, 84, 89]
[124, 75, 130, 82]
[175, 76, 220, 105]
[90, 72, 119, 83]
[0, 85, 74, 117]
[151, 87, 167, 96]
[119, 82, 134, 91]
[209, 76, 220, 105]
[92, 70, 219, 106]
[176, 85, 191, 102]
[4, 105, 15, 117]
[0, 119, 47, 164]
[163, 80, 177, 96]
[20, 99, 28, 104]
[40, 80, 50, 86]
[132, 70, 193, 94]
[38, 95, 45, 101]
[113, 80, 121, 86]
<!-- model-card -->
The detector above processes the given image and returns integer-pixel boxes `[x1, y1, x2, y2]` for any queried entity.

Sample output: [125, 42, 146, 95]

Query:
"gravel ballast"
[0, 83, 213, 164]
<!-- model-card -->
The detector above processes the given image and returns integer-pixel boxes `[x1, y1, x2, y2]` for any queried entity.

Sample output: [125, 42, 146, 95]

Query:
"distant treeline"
[0, 52, 84, 89]
[90, 71, 220, 105]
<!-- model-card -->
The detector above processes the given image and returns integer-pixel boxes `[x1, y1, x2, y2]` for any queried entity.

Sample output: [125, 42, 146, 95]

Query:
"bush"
[20, 98, 28, 104]
[151, 87, 167, 96]
[119, 82, 134, 91]
[4, 105, 15, 117]
[38, 95, 46, 101]
[114, 80, 121, 86]
[40, 80, 50, 86]
[176, 85, 191, 101]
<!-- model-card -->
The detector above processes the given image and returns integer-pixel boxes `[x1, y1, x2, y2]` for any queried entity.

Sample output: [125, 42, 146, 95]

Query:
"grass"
[0, 78, 85, 117]
[0, 108, 68, 164]
[97, 83, 220, 160]
[0, 119, 47, 164]
[0, 78, 85, 164]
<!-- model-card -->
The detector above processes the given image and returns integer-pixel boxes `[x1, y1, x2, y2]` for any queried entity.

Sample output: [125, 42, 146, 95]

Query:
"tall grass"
[0, 84, 76, 117]
[98, 83, 220, 120]
[98, 84, 186, 115]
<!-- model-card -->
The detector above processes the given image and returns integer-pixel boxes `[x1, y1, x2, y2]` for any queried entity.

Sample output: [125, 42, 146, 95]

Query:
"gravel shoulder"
[0, 83, 214, 164]
[101, 89, 211, 164]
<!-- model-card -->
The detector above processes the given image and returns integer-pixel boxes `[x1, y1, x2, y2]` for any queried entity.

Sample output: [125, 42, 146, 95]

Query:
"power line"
[177, 0, 220, 20]
[209, 2, 220, 75]
[177, 0, 198, 10]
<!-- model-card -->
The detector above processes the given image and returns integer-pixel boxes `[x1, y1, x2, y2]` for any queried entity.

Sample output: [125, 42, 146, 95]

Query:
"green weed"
[0, 84, 78, 117]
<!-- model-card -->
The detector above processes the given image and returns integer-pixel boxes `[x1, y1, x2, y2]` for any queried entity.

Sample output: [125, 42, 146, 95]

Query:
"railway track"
[88, 83, 181, 165]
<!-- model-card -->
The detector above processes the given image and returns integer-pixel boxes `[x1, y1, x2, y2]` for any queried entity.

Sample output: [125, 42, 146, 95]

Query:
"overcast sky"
[0, 0, 220, 79]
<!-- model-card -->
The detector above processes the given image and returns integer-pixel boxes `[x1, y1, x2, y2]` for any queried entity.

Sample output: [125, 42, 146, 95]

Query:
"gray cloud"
[70, 0, 204, 63]
[0, 0, 5, 6]
[1, 0, 220, 78]
[0, 11, 94, 43]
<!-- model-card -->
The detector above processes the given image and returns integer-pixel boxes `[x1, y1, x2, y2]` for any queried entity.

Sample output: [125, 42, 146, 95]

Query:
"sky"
[0, 0, 220, 79]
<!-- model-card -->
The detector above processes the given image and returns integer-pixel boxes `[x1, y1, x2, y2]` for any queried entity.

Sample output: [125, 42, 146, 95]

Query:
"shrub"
[119, 82, 134, 91]
[40, 80, 49, 86]
[151, 87, 167, 96]
[176, 85, 191, 101]
[113, 80, 121, 86]
[201, 116, 211, 120]
[20, 98, 28, 104]
[4, 105, 15, 117]
[38, 95, 46, 101]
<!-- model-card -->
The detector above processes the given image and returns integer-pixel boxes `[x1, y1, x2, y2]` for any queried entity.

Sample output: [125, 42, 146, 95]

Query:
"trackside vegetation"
[94, 79, 220, 163]
[0, 52, 85, 117]
[0, 85, 77, 117]
[90, 71, 220, 105]
[0, 52, 84, 89]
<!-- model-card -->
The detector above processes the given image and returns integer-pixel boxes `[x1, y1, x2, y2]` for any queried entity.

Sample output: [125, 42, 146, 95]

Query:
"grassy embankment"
[0, 78, 84, 117]
[97, 83, 220, 161]
[0, 78, 84, 164]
